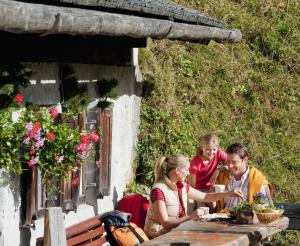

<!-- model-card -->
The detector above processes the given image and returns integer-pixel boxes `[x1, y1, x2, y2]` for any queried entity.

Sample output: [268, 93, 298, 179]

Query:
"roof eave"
[0, 0, 242, 43]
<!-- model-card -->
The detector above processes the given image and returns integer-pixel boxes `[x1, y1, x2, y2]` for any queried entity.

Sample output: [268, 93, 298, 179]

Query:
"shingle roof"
[31, 0, 225, 28]
[0, 0, 242, 43]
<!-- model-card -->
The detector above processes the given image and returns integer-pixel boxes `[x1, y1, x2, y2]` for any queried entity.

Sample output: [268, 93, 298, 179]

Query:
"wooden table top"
[142, 216, 289, 246]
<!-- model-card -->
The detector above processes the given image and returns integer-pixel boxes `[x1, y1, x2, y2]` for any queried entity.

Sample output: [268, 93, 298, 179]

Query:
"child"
[188, 133, 227, 209]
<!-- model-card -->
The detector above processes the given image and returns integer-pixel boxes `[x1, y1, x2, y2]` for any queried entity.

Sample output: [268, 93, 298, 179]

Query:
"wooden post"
[44, 207, 67, 246]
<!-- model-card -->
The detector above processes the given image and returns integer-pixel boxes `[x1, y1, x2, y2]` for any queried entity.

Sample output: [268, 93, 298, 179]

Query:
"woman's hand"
[228, 188, 243, 198]
[189, 208, 205, 221]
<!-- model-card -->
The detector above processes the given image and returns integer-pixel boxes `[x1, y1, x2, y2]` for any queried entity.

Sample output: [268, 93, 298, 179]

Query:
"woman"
[144, 154, 243, 239]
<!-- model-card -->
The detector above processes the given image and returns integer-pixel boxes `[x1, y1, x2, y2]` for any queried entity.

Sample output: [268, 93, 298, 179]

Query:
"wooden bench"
[36, 208, 108, 246]
[65, 215, 108, 246]
[275, 203, 300, 230]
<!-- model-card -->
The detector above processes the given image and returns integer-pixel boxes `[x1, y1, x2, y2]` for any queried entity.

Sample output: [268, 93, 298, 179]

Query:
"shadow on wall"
[113, 186, 118, 209]
[0, 171, 31, 246]
[0, 171, 21, 212]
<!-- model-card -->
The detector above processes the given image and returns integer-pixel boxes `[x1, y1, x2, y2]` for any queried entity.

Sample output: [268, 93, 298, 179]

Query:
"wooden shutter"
[97, 108, 112, 197]
[60, 114, 85, 211]
[24, 165, 37, 225]
[22, 165, 46, 226]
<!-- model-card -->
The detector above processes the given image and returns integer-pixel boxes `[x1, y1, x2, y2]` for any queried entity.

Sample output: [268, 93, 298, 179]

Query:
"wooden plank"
[44, 207, 67, 246]
[63, 170, 73, 211]
[65, 215, 101, 238]
[0, 0, 242, 43]
[66, 226, 105, 245]
[97, 108, 112, 197]
[275, 203, 300, 230]
[84, 236, 108, 246]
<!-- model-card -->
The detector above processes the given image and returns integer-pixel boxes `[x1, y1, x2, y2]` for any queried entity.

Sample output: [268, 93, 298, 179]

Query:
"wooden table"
[142, 217, 289, 246]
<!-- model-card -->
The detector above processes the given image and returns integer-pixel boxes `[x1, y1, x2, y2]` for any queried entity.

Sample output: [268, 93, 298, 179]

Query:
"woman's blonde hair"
[199, 133, 220, 147]
[154, 154, 189, 183]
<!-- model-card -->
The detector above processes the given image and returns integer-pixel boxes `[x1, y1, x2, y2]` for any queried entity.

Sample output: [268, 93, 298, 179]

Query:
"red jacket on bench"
[118, 194, 149, 228]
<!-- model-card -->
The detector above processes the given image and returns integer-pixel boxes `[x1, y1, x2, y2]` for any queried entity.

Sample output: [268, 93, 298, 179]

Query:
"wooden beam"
[0, 0, 242, 43]
[25, 0, 225, 28]
[44, 207, 67, 246]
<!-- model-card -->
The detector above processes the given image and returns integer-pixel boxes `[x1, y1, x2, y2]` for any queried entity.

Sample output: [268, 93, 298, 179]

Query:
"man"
[216, 142, 272, 211]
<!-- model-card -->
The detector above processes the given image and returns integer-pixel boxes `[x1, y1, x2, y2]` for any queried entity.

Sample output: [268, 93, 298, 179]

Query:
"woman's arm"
[153, 200, 204, 229]
[187, 186, 243, 203]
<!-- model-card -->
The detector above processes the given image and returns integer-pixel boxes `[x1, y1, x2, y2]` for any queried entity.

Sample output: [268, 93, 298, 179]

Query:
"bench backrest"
[275, 203, 300, 230]
[65, 215, 108, 246]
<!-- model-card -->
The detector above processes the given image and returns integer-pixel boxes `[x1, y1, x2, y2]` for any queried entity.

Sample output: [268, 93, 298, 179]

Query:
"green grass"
[136, 0, 300, 243]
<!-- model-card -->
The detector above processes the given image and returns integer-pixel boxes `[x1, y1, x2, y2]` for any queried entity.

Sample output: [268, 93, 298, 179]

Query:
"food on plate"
[255, 206, 283, 214]
[201, 212, 231, 220]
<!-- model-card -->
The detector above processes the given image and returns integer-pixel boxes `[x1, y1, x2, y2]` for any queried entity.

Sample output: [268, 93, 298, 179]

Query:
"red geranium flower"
[15, 93, 23, 105]
[47, 131, 55, 141]
[49, 107, 58, 119]
[88, 132, 100, 142]
[33, 122, 41, 132]
[80, 133, 89, 144]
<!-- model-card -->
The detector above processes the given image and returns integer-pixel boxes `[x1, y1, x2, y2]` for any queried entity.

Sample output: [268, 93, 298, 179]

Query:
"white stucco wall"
[0, 170, 22, 246]
[0, 60, 142, 246]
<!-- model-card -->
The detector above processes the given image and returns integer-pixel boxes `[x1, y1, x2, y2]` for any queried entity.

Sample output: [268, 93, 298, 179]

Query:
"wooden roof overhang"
[0, 0, 242, 44]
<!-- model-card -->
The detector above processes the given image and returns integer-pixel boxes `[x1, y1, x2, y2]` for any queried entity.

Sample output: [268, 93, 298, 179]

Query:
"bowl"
[256, 210, 284, 223]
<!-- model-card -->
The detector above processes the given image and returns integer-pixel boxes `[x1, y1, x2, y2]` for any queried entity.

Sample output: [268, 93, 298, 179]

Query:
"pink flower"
[72, 166, 79, 172]
[25, 122, 33, 131]
[49, 108, 58, 119]
[88, 132, 100, 143]
[29, 146, 36, 155]
[15, 93, 23, 105]
[28, 157, 38, 168]
[47, 132, 55, 141]
[72, 177, 79, 185]
[96, 160, 101, 168]
[23, 137, 30, 145]
[75, 143, 88, 153]
[55, 156, 64, 163]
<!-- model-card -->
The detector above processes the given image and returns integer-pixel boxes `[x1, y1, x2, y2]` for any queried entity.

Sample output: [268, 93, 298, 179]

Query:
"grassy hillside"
[137, 0, 300, 243]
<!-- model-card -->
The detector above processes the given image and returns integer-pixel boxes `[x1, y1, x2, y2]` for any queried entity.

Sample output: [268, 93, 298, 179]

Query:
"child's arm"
[209, 165, 229, 186]
[218, 149, 227, 165]
[188, 173, 196, 188]
[209, 149, 228, 185]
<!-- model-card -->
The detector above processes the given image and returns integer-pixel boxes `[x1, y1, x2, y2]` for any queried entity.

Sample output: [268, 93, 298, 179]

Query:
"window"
[20, 63, 113, 226]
